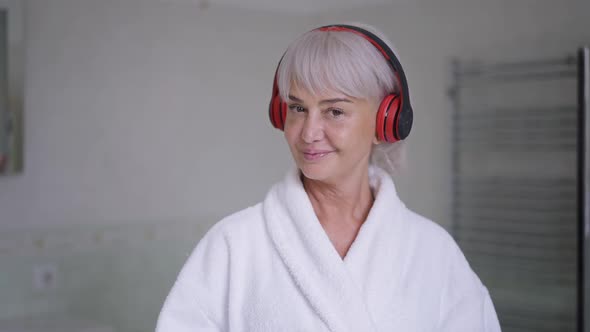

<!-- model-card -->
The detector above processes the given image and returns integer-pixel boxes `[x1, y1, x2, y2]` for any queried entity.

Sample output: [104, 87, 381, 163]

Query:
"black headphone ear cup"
[395, 106, 413, 140]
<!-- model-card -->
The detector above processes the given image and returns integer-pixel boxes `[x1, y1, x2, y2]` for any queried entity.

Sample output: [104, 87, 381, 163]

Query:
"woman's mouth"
[302, 150, 333, 161]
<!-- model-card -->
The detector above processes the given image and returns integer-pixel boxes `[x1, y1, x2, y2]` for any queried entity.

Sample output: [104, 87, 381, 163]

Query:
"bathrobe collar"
[263, 165, 408, 332]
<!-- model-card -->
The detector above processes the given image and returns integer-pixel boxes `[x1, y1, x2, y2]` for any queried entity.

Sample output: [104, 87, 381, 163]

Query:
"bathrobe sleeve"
[156, 224, 230, 332]
[437, 242, 502, 332]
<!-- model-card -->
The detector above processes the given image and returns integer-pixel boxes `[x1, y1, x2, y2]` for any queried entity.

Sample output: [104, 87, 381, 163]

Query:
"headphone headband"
[318, 25, 412, 114]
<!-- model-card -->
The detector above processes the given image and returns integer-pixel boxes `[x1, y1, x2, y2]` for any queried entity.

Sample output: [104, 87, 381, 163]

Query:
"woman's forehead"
[288, 83, 353, 101]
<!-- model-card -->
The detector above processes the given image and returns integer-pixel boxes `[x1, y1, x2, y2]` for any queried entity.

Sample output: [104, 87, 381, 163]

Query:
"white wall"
[0, 0, 588, 230]
[312, 0, 590, 228]
[0, 0, 312, 228]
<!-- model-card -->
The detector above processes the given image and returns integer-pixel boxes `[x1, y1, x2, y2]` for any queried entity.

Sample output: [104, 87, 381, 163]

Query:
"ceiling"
[165, 0, 395, 14]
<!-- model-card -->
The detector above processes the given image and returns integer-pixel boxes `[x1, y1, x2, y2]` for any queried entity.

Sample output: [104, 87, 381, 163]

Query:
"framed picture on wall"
[0, 0, 23, 175]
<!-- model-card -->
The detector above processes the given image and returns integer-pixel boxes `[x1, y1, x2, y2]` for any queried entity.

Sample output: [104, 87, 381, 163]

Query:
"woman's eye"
[329, 108, 344, 117]
[288, 105, 306, 113]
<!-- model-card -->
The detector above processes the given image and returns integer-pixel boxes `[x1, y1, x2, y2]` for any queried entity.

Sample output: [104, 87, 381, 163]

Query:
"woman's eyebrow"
[288, 94, 303, 102]
[319, 98, 352, 105]
[288, 94, 352, 105]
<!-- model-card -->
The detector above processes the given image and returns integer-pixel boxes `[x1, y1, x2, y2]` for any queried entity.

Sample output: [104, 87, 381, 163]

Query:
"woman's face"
[284, 83, 379, 184]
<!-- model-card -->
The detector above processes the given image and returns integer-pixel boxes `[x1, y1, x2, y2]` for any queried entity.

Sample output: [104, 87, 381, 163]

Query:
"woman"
[156, 23, 501, 332]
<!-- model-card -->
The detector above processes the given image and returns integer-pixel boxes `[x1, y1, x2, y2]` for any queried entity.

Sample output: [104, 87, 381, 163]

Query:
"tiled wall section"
[0, 220, 212, 332]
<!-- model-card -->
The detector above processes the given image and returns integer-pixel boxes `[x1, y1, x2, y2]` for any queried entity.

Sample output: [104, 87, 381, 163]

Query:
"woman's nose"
[301, 113, 324, 143]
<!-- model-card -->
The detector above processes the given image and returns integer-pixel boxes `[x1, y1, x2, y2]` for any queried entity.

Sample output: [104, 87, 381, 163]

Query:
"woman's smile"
[302, 149, 334, 161]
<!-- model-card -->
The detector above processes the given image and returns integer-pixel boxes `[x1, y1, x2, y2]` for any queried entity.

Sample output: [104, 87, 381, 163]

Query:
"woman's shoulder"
[203, 203, 265, 240]
[401, 208, 487, 292]
[403, 208, 457, 251]
[402, 208, 485, 286]
[191, 202, 270, 256]
[400, 208, 478, 277]
[177, 204, 266, 276]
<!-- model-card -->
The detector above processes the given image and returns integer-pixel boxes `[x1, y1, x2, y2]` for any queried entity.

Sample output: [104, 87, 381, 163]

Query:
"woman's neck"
[302, 165, 375, 259]
[302, 167, 374, 228]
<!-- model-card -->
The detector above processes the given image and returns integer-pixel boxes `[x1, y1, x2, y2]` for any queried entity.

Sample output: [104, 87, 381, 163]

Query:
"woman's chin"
[297, 162, 333, 182]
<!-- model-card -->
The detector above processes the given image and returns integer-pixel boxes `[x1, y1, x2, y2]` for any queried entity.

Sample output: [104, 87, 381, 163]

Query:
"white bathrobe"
[156, 166, 501, 332]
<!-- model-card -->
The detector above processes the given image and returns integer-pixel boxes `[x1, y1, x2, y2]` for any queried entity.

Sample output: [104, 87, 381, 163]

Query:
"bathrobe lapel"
[263, 166, 406, 332]
[342, 167, 410, 327]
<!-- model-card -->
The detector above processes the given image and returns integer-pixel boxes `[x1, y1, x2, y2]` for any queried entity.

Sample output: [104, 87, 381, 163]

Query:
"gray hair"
[276, 23, 407, 175]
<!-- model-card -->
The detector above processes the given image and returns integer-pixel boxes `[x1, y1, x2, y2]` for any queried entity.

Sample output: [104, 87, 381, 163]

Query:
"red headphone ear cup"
[269, 95, 282, 129]
[269, 99, 277, 129]
[376, 94, 401, 142]
[279, 100, 287, 130]
[270, 95, 286, 130]
[376, 95, 393, 142]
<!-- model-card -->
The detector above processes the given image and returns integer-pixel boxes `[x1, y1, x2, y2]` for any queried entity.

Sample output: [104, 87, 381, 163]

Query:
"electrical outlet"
[33, 263, 58, 291]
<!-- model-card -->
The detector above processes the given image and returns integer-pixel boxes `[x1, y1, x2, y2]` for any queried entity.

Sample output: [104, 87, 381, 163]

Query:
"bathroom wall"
[0, 0, 588, 331]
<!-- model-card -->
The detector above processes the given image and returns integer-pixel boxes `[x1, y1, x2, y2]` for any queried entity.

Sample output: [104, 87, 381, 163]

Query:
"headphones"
[268, 24, 413, 143]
